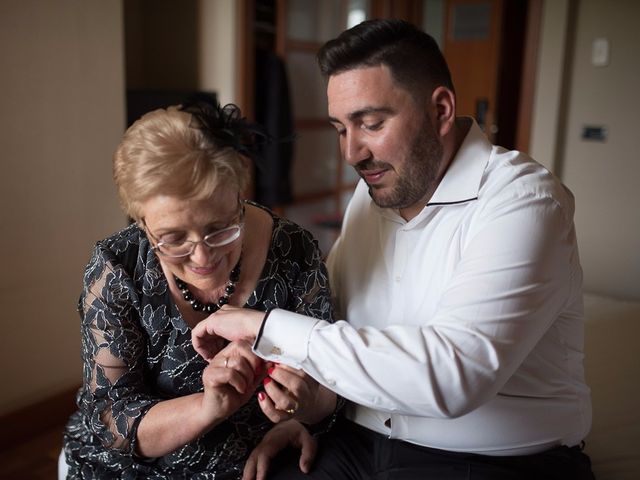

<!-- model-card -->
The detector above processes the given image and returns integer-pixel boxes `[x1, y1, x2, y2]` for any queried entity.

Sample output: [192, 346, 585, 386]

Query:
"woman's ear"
[430, 86, 456, 137]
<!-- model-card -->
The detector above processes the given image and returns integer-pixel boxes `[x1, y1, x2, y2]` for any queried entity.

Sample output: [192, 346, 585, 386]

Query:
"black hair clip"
[179, 93, 269, 161]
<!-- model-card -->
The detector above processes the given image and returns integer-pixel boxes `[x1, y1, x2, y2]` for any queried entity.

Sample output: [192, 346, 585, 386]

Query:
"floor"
[0, 425, 63, 479]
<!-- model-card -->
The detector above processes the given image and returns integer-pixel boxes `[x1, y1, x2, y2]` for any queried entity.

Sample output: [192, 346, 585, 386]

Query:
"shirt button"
[326, 378, 336, 386]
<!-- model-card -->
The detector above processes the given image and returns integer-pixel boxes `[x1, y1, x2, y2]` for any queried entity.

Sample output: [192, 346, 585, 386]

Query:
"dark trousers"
[269, 417, 595, 480]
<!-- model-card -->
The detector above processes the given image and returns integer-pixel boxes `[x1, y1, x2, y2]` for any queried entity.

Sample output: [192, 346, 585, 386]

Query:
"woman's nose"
[189, 241, 213, 265]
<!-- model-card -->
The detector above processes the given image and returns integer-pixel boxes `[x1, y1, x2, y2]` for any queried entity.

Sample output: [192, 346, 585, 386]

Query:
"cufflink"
[270, 346, 283, 355]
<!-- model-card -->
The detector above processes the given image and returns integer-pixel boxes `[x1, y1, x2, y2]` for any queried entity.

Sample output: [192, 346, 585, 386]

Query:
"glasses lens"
[156, 241, 193, 257]
[203, 225, 241, 248]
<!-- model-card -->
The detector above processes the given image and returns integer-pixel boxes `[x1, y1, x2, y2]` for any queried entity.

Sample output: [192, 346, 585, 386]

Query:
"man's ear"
[430, 86, 456, 137]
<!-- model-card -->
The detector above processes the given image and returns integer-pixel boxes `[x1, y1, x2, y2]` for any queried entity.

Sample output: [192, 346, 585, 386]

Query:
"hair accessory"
[179, 94, 268, 161]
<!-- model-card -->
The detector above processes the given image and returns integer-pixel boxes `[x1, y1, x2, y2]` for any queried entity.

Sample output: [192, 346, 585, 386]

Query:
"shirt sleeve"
[254, 219, 334, 361]
[255, 191, 580, 419]
[76, 244, 159, 453]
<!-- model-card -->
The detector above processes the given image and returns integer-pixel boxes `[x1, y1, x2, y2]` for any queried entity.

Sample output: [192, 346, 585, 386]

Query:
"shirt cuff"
[252, 308, 319, 367]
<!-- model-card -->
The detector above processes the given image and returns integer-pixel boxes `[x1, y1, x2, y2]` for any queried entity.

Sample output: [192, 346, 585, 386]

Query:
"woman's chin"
[187, 276, 224, 295]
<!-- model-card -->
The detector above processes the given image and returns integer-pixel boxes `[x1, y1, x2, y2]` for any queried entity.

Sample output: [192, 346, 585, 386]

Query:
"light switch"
[592, 38, 609, 66]
[582, 125, 607, 142]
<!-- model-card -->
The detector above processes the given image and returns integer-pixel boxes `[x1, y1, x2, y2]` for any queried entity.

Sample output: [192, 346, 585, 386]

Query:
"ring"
[284, 400, 299, 415]
[223, 357, 229, 368]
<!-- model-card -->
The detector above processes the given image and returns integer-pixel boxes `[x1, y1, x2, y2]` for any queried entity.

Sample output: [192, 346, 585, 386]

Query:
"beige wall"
[531, 0, 640, 300]
[124, 0, 200, 90]
[198, 0, 238, 105]
[124, 0, 238, 104]
[0, 1, 126, 415]
[0, 0, 241, 417]
[529, 0, 571, 172]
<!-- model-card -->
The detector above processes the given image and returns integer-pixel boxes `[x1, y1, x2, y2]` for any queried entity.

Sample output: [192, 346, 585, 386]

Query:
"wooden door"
[443, 0, 503, 142]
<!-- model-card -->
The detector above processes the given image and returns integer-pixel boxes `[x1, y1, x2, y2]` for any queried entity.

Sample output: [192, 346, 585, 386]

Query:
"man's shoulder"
[481, 147, 573, 207]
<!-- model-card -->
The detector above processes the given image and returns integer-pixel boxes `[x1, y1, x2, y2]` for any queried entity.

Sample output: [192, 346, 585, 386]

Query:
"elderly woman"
[61, 97, 337, 478]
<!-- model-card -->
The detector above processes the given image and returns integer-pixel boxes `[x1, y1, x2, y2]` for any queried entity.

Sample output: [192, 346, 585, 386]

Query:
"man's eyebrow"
[328, 107, 394, 124]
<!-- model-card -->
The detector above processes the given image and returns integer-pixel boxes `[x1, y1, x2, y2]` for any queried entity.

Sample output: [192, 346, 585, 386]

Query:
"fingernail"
[258, 392, 265, 401]
[267, 366, 275, 375]
[263, 377, 272, 386]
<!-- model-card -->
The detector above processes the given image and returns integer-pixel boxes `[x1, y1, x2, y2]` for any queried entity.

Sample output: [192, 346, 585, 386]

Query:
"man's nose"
[343, 130, 370, 166]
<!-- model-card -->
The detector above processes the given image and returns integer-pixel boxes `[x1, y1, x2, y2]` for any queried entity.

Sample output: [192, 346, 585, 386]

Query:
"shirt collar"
[427, 117, 491, 206]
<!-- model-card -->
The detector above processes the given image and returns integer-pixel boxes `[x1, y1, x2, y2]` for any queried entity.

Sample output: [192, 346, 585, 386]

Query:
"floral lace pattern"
[63, 206, 333, 478]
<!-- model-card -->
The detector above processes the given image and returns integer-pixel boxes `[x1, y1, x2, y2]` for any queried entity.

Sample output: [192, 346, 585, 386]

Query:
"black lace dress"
[63, 207, 333, 479]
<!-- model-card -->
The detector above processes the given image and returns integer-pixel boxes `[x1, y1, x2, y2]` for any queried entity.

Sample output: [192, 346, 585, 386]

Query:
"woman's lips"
[189, 258, 221, 276]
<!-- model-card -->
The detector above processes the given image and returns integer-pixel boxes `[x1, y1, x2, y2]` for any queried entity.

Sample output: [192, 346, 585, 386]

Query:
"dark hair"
[317, 19, 454, 99]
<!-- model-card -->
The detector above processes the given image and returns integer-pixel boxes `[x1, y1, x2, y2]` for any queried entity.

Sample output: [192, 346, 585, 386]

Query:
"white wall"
[559, 0, 640, 300]
[531, 0, 640, 301]
[0, 1, 126, 415]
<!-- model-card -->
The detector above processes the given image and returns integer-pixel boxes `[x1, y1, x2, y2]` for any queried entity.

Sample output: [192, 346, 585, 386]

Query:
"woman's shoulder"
[87, 223, 152, 275]
[247, 201, 320, 250]
[95, 223, 146, 255]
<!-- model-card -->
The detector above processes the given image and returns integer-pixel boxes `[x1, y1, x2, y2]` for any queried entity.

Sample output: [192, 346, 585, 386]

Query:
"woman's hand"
[200, 340, 265, 423]
[258, 364, 337, 426]
[192, 306, 265, 361]
[242, 420, 317, 480]
[137, 340, 265, 458]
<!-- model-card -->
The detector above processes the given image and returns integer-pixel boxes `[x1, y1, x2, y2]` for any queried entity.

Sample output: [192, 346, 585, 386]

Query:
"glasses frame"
[143, 203, 245, 258]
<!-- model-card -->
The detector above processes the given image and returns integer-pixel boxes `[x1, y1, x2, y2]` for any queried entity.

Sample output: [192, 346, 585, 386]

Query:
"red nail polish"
[267, 366, 275, 375]
[258, 392, 265, 401]
[263, 377, 272, 386]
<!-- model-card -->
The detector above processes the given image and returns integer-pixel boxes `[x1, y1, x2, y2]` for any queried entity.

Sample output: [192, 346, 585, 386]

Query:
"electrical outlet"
[592, 38, 609, 67]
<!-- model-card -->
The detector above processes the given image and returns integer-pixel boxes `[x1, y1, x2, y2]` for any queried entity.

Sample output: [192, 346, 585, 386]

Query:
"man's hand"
[242, 420, 317, 480]
[192, 305, 265, 361]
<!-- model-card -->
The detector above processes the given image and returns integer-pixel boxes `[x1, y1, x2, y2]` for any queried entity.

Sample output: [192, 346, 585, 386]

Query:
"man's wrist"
[253, 307, 276, 347]
[252, 309, 317, 364]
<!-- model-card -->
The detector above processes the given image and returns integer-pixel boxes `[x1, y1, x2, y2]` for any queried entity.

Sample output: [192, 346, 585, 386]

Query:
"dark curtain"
[254, 48, 294, 207]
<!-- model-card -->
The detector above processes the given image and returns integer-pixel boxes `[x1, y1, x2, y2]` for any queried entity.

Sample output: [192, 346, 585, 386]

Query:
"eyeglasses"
[143, 204, 244, 258]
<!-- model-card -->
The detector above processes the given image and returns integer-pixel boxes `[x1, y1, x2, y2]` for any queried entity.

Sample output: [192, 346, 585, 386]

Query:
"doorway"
[239, 0, 540, 254]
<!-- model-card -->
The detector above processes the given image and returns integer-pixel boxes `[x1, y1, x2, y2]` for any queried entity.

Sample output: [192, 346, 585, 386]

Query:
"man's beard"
[358, 117, 444, 210]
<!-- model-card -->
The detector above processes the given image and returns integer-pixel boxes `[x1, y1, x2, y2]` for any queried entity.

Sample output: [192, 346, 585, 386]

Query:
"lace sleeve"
[77, 245, 158, 453]
[286, 226, 344, 433]
[289, 228, 334, 322]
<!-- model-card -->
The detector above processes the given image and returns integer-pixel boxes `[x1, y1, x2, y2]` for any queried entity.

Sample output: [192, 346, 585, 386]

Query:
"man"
[193, 19, 594, 479]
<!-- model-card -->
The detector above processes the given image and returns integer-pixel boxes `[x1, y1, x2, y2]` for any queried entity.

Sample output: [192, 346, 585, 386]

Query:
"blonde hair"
[113, 106, 250, 221]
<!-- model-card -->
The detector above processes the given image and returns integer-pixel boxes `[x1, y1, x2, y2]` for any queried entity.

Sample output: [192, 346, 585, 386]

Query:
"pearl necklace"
[174, 257, 241, 313]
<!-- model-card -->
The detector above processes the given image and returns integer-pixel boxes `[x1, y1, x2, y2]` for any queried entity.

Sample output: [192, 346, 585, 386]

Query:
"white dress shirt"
[254, 119, 592, 455]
